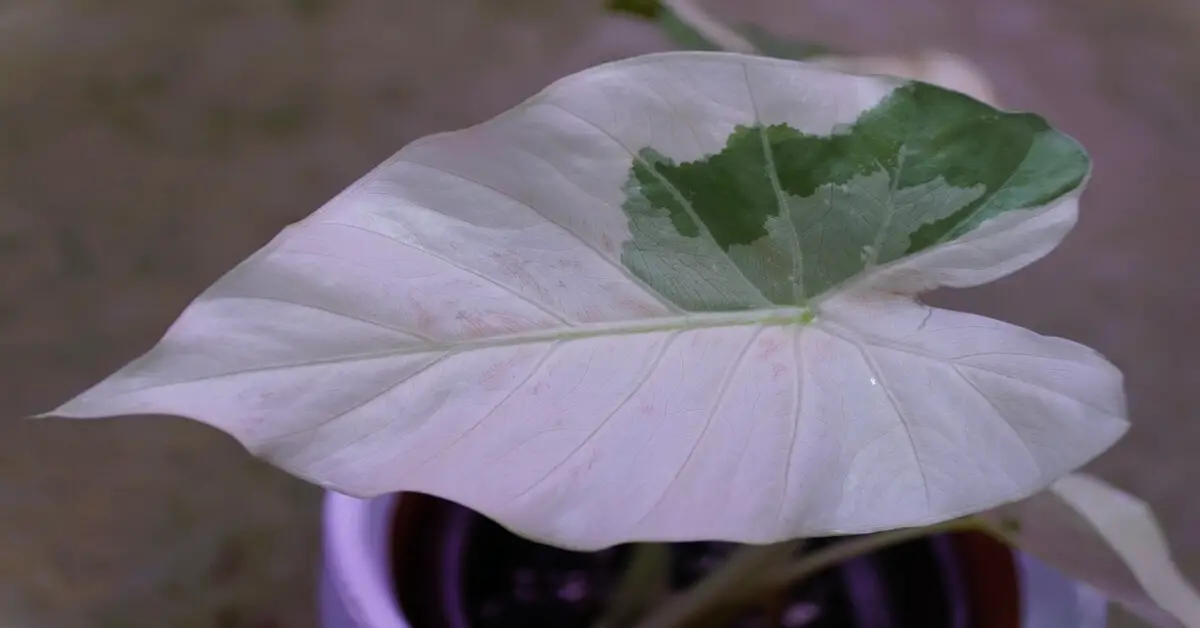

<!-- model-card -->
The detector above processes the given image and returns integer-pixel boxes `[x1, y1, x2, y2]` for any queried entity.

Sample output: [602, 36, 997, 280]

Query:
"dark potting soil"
[392, 494, 960, 628]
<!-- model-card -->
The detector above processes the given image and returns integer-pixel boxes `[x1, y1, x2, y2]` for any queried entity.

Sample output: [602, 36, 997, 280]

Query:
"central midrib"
[388, 305, 817, 357]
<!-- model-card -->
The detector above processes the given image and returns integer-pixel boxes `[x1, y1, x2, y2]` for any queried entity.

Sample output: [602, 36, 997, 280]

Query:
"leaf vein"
[314, 219, 575, 325]
[511, 331, 683, 501]
[394, 158, 685, 314]
[823, 326, 933, 510]
[212, 295, 436, 344]
[637, 325, 765, 525]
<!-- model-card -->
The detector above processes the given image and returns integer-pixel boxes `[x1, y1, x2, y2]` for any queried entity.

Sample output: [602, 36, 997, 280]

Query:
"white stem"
[764, 519, 973, 589]
[660, 0, 759, 54]
[636, 518, 979, 628]
[635, 540, 802, 628]
[593, 543, 672, 628]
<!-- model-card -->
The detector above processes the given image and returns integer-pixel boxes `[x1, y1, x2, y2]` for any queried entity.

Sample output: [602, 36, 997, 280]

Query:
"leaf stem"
[659, 0, 759, 54]
[593, 543, 673, 628]
[634, 540, 802, 628]
[763, 518, 978, 591]
[636, 518, 980, 628]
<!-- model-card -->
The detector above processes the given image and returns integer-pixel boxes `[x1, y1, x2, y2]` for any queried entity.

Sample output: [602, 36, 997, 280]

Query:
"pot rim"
[323, 492, 408, 628]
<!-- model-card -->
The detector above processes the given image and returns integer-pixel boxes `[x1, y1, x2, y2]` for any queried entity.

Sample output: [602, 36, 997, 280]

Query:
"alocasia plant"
[40, 8, 1200, 626]
[50, 51, 1124, 545]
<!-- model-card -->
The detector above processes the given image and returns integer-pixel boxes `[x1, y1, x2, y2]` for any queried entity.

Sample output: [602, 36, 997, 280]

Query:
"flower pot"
[318, 492, 1107, 628]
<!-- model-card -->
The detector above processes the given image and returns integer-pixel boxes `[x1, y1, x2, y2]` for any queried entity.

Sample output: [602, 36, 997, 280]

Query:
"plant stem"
[659, 0, 758, 54]
[636, 519, 980, 628]
[593, 543, 672, 628]
[762, 518, 978, 591]
[634, 540, 801, 628]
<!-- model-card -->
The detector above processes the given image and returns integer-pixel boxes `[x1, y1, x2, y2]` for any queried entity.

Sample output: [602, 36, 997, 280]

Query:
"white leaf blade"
[808, 291, 1126, 532]
[1049, 474, 1200, 627]
[986, 473, 1198, 628]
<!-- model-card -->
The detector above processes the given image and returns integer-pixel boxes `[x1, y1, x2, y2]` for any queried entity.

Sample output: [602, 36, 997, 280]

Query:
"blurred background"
[1, 0, 1198, 626]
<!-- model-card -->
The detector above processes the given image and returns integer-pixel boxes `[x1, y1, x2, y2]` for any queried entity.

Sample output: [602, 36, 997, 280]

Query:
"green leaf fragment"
[606, 0, 830, 60]
[737, 24, 831, 60]
[605, 0, 664, 20]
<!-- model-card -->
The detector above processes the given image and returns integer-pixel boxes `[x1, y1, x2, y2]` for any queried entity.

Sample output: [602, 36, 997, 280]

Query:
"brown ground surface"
[1, 1, 1198, 626]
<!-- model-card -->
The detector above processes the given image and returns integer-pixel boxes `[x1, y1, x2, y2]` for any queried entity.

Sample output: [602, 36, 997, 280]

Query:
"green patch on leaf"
[619, 82, 1088, 312]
